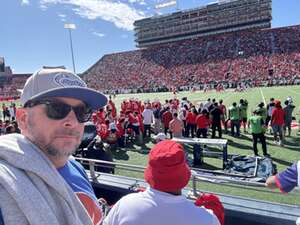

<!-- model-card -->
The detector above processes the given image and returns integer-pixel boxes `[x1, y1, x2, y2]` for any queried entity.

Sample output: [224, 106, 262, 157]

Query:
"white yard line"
[259, 88, 266, 105]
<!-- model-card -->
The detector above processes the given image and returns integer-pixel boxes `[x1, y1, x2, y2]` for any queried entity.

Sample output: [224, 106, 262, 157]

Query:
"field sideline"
[109, 85, 300, 205]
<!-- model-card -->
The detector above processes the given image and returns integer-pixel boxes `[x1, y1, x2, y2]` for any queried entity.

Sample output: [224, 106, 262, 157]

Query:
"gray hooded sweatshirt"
[0, 133, 93, 225]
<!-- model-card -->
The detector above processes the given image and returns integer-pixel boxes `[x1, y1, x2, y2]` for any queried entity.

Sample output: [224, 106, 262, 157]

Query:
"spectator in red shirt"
[107, 97, 117, 118]
[92, 113, 98, 124]
[96, 108, 106, 124]
[126, 111, 140, 135]
[97, 120, 109, 140]
[186, 108, 197, 138]
[219, 99, 228, 133]
[162, 107, 173, 137]
[126, 111, 143, 145]
[121, 100, 127, 112]
[196, 109, 211, 138]
[271, 100, 285, 146]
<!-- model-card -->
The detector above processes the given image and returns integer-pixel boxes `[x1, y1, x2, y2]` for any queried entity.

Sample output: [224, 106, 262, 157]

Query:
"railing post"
[223, 144, 228, 169]
[89, 161, 98, 182]
[192, 174, 197, 197]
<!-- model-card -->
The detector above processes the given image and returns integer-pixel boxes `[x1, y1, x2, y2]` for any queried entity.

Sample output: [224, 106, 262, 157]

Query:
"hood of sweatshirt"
[0, 134, 93, 225]
[0, 133, 75, 201]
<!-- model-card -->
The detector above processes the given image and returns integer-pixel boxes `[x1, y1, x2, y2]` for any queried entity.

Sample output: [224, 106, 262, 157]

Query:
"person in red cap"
[271, 100, 285, 146]
[103, 140, 221, 225]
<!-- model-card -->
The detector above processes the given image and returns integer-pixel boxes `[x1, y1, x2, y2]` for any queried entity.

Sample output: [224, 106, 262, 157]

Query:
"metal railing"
[75, 157, 300, 225]
[75, 157, 300, 200]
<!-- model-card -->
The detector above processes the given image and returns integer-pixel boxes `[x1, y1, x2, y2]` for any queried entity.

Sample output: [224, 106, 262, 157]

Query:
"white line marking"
[259, 88, 266, 105]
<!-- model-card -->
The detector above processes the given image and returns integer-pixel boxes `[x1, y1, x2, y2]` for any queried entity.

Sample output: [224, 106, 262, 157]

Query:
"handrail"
[75, 157, 300, 198]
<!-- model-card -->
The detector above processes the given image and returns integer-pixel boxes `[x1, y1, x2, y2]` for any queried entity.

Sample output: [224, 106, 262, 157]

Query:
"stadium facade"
[134, 0, 272, 47]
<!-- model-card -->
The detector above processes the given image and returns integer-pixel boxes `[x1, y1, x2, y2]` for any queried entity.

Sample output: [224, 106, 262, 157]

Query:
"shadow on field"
[264, 135, 277, 142]
[227, 139, 253, 151]
[237, 133, 253, 141]
[193, 162, 220, 170]
[271, 157, 293, 167]
[282, 136, 300, 151]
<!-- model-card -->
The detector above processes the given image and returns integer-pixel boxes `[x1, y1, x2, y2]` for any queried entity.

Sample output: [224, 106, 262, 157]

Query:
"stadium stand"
[0, 73, 30, 99]
[134, 0, 272, 47]
[83, 25, 300, 94]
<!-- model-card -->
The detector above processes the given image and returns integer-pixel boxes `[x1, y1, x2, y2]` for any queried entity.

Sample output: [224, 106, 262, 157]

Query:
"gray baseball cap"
[20, 67, 107, 109]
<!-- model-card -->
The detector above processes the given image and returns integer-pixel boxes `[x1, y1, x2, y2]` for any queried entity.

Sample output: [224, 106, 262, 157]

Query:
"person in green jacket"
[228, 102, 240, 137]
[256, 102, 267, 124]
[248, 110, 269, 157]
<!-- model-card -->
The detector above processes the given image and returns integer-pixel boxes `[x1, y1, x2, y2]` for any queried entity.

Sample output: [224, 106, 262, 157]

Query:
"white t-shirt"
[9, 107, 15, 118]
[142, 109, 154, 125]
[179, 108, 187, 121]
[104, 187, 220, 225]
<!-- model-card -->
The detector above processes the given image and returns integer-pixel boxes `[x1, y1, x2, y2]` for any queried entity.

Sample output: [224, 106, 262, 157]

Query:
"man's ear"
[16, 108, 28, 131]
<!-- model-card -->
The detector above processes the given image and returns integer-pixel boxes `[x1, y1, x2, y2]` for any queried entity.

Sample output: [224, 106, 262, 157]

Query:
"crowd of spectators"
[89, 94, 298, 162]
[0, 102, 20, 135]
[84, 25, 300, 94]
[0, 74, 28, 99]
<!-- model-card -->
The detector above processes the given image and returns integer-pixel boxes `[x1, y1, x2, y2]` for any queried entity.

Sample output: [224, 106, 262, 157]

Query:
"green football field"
[108, 85, 300, 205]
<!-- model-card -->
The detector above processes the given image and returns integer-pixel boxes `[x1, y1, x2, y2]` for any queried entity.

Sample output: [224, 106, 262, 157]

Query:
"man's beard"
[27, 114, 82, 158]
[44, 142, 77, 158]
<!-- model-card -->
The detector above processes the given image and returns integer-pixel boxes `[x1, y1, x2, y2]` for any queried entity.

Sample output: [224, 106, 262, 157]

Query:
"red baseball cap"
[144, 140, 191, 192]
[274, 100, 281, 107]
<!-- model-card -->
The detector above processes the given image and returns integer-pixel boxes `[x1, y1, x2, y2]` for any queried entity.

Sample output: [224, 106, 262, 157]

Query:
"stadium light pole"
[176, 0, 179, 11]
[64, 23, 76, 74]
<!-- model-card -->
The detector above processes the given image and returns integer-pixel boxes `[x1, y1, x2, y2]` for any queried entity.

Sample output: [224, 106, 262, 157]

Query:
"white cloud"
[58, 13, 67, 18]
[21, 0, 30, 5]
[139, 1, 147, 6]
[58, 14, 67, 21]
[93, 32, 106, 38]
[39, 0, 146, 31]
[128, 0, 146, 4]
[40, 4, 48, 10]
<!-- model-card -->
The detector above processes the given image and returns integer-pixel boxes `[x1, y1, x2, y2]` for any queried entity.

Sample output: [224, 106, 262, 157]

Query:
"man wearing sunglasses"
[0, 67, 107, 225]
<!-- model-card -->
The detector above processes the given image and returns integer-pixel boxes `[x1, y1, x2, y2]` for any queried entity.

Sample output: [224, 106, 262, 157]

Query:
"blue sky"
[1, 0, 299, 74]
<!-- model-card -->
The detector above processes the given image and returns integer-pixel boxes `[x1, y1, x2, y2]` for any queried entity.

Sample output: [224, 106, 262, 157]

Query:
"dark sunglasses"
[24, 99, 92, 123]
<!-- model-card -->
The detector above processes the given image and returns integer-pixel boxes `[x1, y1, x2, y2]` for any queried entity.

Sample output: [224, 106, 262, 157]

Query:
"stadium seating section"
[0, 75, 28, 99]
[83, 25, 300, 93]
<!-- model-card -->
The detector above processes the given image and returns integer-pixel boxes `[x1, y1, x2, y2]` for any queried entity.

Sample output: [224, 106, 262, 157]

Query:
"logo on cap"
[54, 73, 86, 88]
